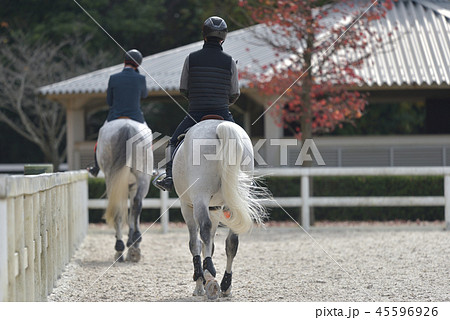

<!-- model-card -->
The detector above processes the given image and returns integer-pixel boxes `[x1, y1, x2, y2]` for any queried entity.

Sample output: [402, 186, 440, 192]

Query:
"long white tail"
[105, 166, 130, 226]
[216, 122, 268, 234]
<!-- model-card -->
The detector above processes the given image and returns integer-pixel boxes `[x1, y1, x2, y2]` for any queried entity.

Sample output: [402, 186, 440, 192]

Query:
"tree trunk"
[41, 143, 60, 172]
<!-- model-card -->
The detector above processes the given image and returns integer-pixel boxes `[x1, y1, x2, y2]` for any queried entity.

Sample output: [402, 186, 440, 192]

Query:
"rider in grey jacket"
[155, 16, 240, 191]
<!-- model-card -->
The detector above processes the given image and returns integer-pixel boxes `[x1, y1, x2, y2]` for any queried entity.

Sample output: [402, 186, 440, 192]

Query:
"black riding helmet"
[202, 16, 228, 41]
[124, 49, 143, 68]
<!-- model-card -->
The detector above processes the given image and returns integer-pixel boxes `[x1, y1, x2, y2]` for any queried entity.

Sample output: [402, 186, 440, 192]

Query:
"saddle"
[175, 114, 225, 147]
[200, 115, 224, 121]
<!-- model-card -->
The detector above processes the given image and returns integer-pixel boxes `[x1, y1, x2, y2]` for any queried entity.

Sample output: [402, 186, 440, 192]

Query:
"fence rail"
[88, 167, 450, 233]
[0, 171, 88, 302]
[256, 167, 450, 231]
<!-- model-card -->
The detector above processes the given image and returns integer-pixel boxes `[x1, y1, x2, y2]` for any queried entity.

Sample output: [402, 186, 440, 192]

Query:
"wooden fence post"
[24, 193, 35, 301]
[301, 174, 310, 231]
[0, 196, 7, 302]
[0, 171, 88, 301]
[14, 195, 25, 301]
[161, 190, 169, 234]
[445, 175, 450, 231]
[32, 192, 42, 301]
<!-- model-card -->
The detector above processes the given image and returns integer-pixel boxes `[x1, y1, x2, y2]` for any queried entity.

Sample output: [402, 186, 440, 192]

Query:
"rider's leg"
[87, 142, 100, 177]
[156, 115, 196, 191]
[163, 140, 176, 177]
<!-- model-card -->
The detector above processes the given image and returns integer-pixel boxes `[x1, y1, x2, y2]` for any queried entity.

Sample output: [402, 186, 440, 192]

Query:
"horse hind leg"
[126, 184, 144, 263]
[180, 202, 205, 296]
[192, 254, 205, 296]
[104, 175, 126, 262]
[220, 230, 239, 297]
[195, 201, 220, 300]
[114, 214, 125, 262]
[126, 183, 137, 249]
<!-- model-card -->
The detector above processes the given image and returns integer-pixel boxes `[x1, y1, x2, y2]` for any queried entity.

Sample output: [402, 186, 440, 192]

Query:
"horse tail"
[216, 122, 267, 234]
[105, 166, 130, 226]
[104, 126, 133, 227]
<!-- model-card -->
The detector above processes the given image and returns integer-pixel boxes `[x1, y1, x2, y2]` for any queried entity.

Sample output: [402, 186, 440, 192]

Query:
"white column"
[263, 112, 284, 166]
[243, 110, 251, 136]
[66, 108, 85, 170]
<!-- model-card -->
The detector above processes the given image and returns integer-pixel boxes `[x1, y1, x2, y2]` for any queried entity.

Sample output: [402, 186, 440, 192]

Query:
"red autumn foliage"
[240, 0, 396, 141]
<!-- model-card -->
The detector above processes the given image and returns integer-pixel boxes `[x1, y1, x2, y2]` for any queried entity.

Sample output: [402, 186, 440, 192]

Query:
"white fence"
[0, 171, 88, 302]
[0, 163, 69, 173]
[88, 167, 450, 233]
[256, 167, 450, 231]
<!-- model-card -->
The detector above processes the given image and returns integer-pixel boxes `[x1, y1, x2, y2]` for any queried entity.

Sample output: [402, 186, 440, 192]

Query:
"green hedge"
[88, 175, 445, 223]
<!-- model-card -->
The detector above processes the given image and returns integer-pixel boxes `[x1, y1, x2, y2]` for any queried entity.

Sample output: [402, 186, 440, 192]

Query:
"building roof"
[358, 0, 450, 87]
[39, 0, 450, 96]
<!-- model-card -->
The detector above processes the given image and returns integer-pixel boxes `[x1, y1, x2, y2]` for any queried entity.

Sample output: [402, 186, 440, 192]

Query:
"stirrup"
[152, 172, 171, 191]
[86, 166, 100, 177]
[152, 172, 166, 190]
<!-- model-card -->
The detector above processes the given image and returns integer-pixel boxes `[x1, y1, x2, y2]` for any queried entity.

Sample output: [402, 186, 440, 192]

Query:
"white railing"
[256, 167, 450, 232]
[88, 167, 450, 233]
[0, 171, 88, 302]
[0, 163, 69, 173]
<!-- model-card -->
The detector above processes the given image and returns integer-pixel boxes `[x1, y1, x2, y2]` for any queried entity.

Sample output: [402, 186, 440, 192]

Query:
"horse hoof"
[193, 287, 205, 296]
[221, 286, 232, 298]
[192, 279, 205, 296]
[115, 251, 125, 262]
[127, 247, 141, 263]
[205, 280, 220, 300]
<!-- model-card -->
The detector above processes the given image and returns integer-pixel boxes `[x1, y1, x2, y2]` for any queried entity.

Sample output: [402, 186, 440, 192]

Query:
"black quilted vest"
[188, 42, 232, 111]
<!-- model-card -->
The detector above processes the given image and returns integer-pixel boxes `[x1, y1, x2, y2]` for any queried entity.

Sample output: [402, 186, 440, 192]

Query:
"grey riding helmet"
[202, 16, 228, 41]
[124, 49, 143, 68]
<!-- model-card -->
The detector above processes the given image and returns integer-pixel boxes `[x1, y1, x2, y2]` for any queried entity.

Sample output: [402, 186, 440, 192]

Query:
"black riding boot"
[155, 143, 175, 191]
[87, 152, 100, 177]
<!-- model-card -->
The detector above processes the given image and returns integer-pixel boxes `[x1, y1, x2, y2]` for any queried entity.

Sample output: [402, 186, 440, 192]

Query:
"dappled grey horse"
[97, 119, 153, 262]
[172, 120, 268, 299]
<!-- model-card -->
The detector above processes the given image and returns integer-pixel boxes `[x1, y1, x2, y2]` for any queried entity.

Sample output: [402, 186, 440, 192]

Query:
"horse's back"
[98, 119, 150, 143]
[97, 119, 153, 177]
[173, 120, 252, 205]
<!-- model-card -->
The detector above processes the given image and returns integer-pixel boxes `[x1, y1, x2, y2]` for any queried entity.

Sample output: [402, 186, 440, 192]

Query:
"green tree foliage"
[1, 0, 249, 57]
[1, 0, 166, 57]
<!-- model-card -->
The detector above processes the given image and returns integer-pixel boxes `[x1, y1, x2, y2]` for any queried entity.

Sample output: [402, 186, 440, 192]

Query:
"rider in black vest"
[155, 16, 240, 191]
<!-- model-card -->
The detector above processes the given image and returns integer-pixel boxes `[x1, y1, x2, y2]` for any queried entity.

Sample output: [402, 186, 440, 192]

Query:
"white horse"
[97, 119, 153, 262]
[172, 120, 268, 299]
